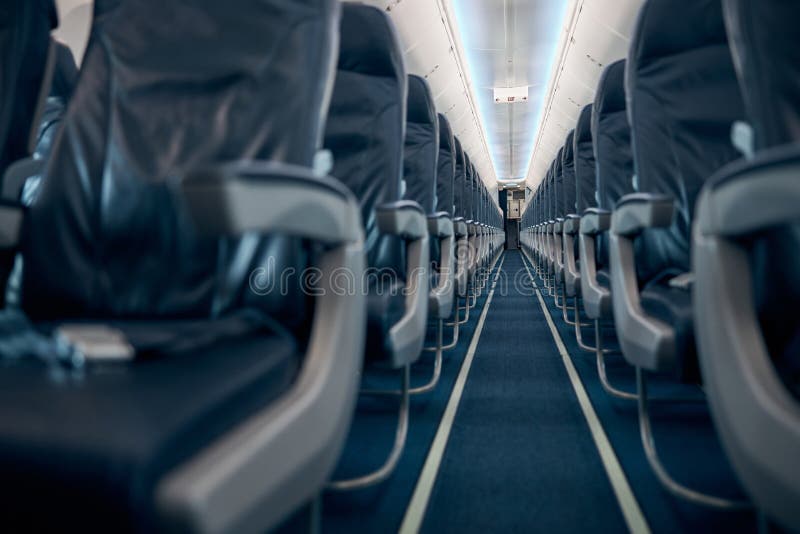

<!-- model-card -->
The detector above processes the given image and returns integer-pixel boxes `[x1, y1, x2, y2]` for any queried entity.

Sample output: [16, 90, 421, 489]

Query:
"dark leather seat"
[691, 1, 800, 526]
[0, 0, 57, 178]
[0, 0, 361, 530]
[593, 59, 634, 273]
[574, 105, 596, 215]
[323, 3, 420, 367]
[621, 0, 746, 380]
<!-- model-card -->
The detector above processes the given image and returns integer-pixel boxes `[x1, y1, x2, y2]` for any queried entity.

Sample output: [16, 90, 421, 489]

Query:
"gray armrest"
[696, 152, 800, 237]
[611, 193, 673, 236]
[692, 151, 800, 526]
[609, 193, 676, 372]
[427, 212, 454, 238]
[580, 208, 611, 235]
[0, 201, 25, 250]
[428, 213, 455, 319]
[3, 157, 44, 202]
[377, 200, 430, 367]
[563, 214, 581, 235]
[181, 161, 361, 244]
[376, 200, 427, 241]
[452, 217, 468, 238]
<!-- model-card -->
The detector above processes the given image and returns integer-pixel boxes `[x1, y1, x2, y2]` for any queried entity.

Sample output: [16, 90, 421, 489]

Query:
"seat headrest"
[339, 3, 404, 79]
[723, 0, 800, 148]
[594, 60, 627, 117]
[439, 113, 454, 151]
[23, 0, 342, 320]
[50, 42, 79, 99]
[630, 0, 729, 66]
[407, 75, 437, 126]
[575, 105, 593, 144]
[562, 130, 575, 168]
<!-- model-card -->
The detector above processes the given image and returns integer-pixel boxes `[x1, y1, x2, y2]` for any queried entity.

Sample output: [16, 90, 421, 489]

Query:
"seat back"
[324, 3, 407, 272]
[0, 0, 57, 176]
[561, 130, 577, 215]
[454, 138, 466, 219]
[22, 0, 341, 323]
[464, 153, 474, 221]
[574, 105, 596, 213]
[403, 75, 438, 214]
[436, 114, 456, 215]
[553, 148, 564, 219]
[593, 60, 634, 213]
[723, 0, 800, 393]
[627, 0, 745, 282]
[723, 0, 800, 150]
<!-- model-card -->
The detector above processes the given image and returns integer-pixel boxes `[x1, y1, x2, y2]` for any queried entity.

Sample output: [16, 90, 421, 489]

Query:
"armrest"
[466, 221, 477, 236]
[697, 149, 800, 237]
[376, 200, 427, 240]
[580, 208, 611, 235]
[427, 212, 454, 238]
[452, 217, 468, 238]
[180, 161, 361, 244]
[553, 218, 564, 233]
[382, 202, 430, 367]
[609, 193, 677, 372]
[3, 157, 44, 201]
[0, 201, 25, 250]
[611, 193, 673, 237]
[563, 214, 581, 235]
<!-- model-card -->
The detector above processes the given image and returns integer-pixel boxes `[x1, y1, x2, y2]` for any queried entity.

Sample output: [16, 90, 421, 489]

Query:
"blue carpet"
[318, 256, 504, 533]
[420, 251, 629, 533]
[518, 251, 758, 533]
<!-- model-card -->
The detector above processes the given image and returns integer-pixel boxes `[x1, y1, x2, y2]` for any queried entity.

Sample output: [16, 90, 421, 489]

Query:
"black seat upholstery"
[0, 0, 352, 529]
[625, 0, 746, 380]
[436, 114, 456, 216]
[561, 131, 577, 217]
[403, 75, 438, 215]
[574, 105, 596, 215]
[0, 0, 57, 177]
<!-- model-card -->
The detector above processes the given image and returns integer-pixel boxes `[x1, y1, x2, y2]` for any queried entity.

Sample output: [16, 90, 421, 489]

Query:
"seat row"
[0, 0, 503, 530]
[521, 0, 800, 528]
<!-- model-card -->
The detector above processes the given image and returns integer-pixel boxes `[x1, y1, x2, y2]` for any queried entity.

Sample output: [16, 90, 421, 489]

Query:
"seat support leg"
[636, 367, 752, 509]
[327, 365, 410, 491]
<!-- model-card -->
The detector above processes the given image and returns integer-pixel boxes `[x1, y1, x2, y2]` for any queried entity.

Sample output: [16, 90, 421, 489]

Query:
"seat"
[9, 41, 80, 204]
[580, 60, 634, 324]
[401, 74, 454, 394]
[323, 3, 429, 490]
[0, 0, 367, 530]
[556, 131, 579, 324]
[0, 0, 57, 180]
[608, 0, 749, 509]
[692, 0, 800, 527]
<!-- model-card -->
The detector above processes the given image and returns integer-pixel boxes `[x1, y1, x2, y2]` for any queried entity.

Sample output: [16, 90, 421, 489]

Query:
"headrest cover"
[403, 75, 439, 214]
[594, 60, 626, 116]
[339, 3, 405, 79]
[23, 0, 341, 320]
[723, 0, 800, 148]
[407, 75, 437, 126]
[630, 0, 729, 66]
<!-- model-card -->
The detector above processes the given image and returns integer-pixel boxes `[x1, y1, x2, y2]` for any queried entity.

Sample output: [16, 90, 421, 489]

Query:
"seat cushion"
[640, 281, 699, 382]
[0, 319, 299, 530]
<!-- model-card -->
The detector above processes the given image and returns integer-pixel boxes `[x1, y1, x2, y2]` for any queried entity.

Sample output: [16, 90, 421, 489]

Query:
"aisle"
[419, 251, 629, 532]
